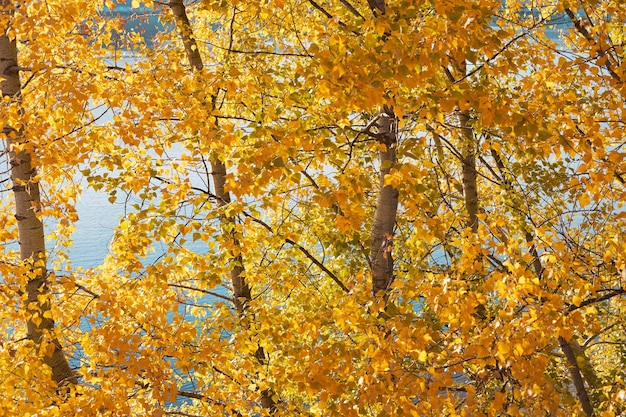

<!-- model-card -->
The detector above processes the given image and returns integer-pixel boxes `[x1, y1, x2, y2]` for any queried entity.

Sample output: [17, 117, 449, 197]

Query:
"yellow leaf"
[496, 341, 510, 361]
[578, 193, 591, 207]
[31, 313, 42, 327]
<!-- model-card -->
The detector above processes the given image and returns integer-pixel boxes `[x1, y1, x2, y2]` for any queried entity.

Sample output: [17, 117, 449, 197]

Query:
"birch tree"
[0, 0, 76, 391]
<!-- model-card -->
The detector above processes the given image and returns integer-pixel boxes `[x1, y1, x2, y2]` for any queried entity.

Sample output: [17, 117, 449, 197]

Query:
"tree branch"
[241, 212, 349, 293]
[564, 8, 622, 83]
[168, 283, 234, 303]
[567, 287, 625, 313]
[558, 336, 595, 416]
[338, 0, 365, 20]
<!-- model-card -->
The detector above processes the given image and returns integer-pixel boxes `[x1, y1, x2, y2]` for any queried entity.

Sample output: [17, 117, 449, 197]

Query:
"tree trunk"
[369, 107, 399, 299]
[459, 109, 478, 232]
[0, 1, 76, 388]
[559, 336, 595, 416]
[361, 1, 399, 304]
[168, 0, 274, 411]
[210, 158, 251, 314]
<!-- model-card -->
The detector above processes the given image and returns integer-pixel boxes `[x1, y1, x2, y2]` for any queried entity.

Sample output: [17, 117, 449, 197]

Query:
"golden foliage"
[1, 0, 625, 415]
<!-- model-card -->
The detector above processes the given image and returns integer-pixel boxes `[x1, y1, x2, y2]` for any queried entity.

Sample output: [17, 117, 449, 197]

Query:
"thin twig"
[168, 283, 234, 302]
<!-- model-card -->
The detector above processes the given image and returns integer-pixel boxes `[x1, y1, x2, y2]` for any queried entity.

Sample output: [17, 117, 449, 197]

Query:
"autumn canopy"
[0, 0, 625, 415]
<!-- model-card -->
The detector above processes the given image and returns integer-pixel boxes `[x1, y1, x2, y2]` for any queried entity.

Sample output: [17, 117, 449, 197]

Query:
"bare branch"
[564, 8, 622, 83]
[241, 212, 349, 293]
[338, 0, 365, 20]
[168, 283, 234, 303]
[306, 0, 333, 19]
[567, 287, 625, 313]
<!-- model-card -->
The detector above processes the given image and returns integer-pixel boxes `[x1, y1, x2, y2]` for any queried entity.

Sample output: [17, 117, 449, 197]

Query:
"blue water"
[102, 1, 165, 49]
[70, 188, 124, 268]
